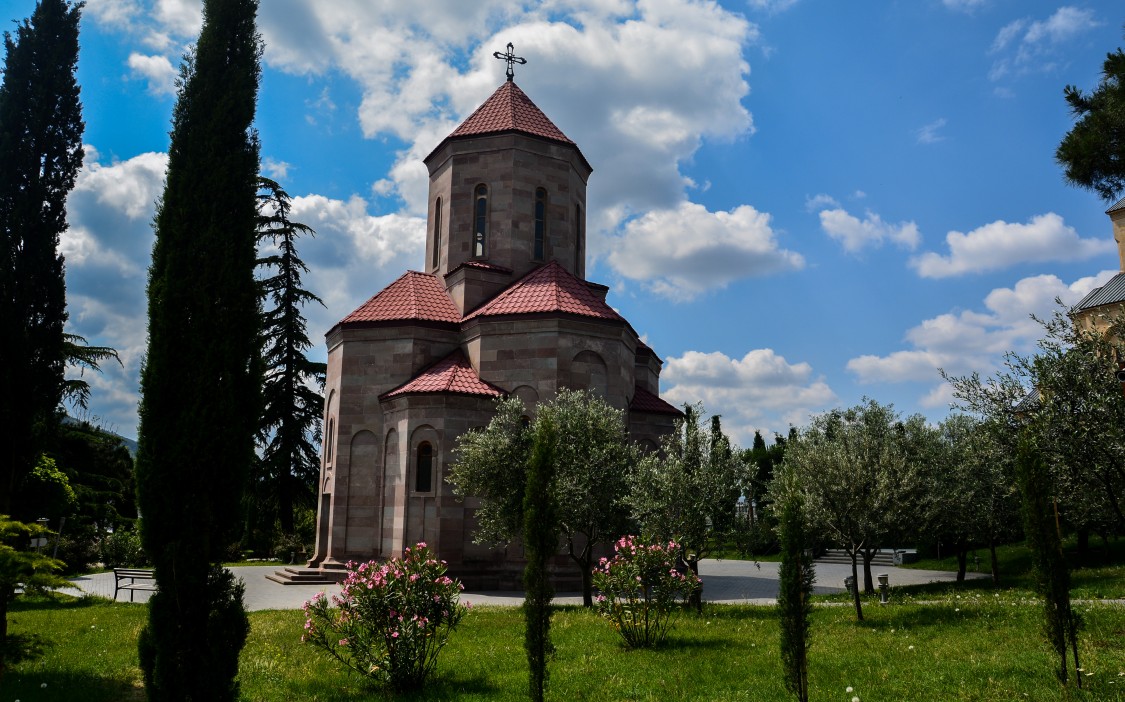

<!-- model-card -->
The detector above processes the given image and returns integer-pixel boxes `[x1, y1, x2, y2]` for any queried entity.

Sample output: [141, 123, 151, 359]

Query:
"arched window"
[534, 188, 547, 260]
[325, 418, 335, 467]
[432, 197, 442, 270]
[415, 442, 433, 493]
[473, 184, 488, 257]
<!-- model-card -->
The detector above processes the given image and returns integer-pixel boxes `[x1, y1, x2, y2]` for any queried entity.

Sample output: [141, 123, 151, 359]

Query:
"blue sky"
[5, 0, 1122, 445]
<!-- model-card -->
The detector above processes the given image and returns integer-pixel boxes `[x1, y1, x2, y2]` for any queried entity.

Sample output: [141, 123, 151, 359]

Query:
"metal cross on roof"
[493, 42, 526, 82]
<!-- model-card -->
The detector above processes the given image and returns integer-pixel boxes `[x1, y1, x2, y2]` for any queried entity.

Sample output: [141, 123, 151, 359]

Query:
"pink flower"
[391, 631, 399, 638]
[339, 638, 348, 646]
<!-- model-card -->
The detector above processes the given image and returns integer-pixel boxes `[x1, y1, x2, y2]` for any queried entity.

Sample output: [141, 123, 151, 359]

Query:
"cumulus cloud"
[100, 1, 757, 246]
[846, 270, 1117, 405]
[127, 53, 178, 95]
[989, 6, 1099, 82]
[818, 206, 920, 253]
[909, 212, 1113, 278]
[605, 202, 804, 301]
[745, 0, 800, 13]
[662, 349, 838, 444]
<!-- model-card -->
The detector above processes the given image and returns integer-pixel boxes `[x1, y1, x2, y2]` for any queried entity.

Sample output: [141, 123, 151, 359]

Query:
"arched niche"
[570, 350, 608, 398]
[512, 385, 539, 415]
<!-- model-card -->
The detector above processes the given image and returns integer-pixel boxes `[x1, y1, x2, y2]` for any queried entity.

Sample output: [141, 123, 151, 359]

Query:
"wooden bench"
[113, 568, 156, 602]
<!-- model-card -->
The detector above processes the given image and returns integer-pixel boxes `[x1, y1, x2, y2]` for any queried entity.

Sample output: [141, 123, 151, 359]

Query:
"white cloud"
[818, 207, 920, 253]
[805, 193, 839, 212]
[914, 117, 947, 144]
[262, 158, 291, 180]
[989, 6, 1099, 82]
[127, 53, 178, 95]
[605, 202, 804, 301]
[662, 348, 838, 444]
[745, 0, 799, 14]
[846, 270, 1117, 405]
[943, 0, 988, 12]
[909, 212, 1113, 278]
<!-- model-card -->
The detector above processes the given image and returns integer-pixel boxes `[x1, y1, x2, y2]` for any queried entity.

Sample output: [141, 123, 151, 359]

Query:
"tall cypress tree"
[134, 1, 262, 698]
[0, 0, 84, 516]
[523, 417, 558, 702]
[254, 178, 325, 539]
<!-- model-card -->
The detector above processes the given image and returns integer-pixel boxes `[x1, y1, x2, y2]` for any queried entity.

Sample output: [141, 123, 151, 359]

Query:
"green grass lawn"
[6, 591, 1125, 701]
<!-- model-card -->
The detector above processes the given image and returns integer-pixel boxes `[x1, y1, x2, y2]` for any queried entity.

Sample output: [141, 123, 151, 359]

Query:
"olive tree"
[448, 389, 636, 607]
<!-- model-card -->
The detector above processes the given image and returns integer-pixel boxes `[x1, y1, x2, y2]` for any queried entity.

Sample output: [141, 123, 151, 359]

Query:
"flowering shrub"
[302, 543, 468, 691]
[591, 536, 701, 648]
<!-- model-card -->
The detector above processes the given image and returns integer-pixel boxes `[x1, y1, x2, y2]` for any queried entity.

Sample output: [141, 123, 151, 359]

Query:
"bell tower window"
[574, 204, 584, 275]
[534, 188, 547, 260]
[432, 197, 442, 270]
[473, 184, 488, 258]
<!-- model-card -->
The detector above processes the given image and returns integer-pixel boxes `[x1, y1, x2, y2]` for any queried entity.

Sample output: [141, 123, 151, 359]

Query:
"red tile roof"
[630, 386, 682, 416]
[339, 271, 460, 325]
[463, 261, 625, 322]
[381, 349, 505, 399]
[449, 81, 574, 145]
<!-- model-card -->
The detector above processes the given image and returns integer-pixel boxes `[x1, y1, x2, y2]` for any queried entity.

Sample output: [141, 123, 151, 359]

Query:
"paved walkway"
[67, 560, 985, 611]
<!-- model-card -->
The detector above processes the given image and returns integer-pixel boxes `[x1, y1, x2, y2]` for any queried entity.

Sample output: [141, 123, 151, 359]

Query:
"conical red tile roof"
[339, 271, 460, 326]
[463, 261, 624, 322]
[381, 349, 505, 399]
[449, 81, 574, 144]
[630, 386, 682, 416]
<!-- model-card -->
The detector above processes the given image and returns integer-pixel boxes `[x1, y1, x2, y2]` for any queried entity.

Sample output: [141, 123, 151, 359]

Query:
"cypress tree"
[1015, 437, 1083, 688]
[0, 0, 84, 516]
[253, 178, 325, 540]
[134, 0, 262, 698]
[777, 494, 814, 702]
[523, 417, 558, 702]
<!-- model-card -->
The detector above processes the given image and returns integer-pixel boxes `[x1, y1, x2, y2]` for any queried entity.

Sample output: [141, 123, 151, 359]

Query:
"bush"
[302, 543, 468, 691]
[100, 527, 148, 568]
[591, 536, 701, 648]
[53, 523, 98, 574]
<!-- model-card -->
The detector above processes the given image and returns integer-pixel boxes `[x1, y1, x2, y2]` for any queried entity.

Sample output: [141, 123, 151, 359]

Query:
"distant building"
[298, 79, 680, 587]
[1072, 197, 1125, 336]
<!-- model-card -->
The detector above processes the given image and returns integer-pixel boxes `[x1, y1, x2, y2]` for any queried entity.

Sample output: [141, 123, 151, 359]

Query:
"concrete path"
[67, 559, 984, 611]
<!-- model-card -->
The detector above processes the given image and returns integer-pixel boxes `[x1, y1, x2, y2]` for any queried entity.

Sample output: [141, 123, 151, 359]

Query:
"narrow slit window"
[415, 442, 433, 493]
[432, 197, 442, 270]
[474, 184, 488, 257]
[534, 188, 547, 260]
[574, 204, 583, 274]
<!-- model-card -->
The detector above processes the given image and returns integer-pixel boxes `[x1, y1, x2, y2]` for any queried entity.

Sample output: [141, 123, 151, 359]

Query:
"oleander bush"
[592, 536, 700, 648]
[302, 543, 468, 691]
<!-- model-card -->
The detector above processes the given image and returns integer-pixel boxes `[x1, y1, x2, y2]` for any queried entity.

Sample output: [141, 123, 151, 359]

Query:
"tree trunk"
[687, 554, 702, 614]
[861, 548, 875, 594]
[580, 557, 593, 608]
[849, 549, 864, 621]
[989, 538, 1000, 587]
[956, 547, 967, 582]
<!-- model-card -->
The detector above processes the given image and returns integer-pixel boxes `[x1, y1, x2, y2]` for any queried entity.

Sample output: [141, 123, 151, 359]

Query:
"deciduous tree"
[449, 389, 636, 607]
[134, 0, 262, 698]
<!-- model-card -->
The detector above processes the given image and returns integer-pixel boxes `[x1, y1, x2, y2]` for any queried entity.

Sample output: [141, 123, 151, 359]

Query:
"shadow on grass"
[9, 593, 103, 612]
[6, 670, 143, 702]
[293, 672, 497, 701]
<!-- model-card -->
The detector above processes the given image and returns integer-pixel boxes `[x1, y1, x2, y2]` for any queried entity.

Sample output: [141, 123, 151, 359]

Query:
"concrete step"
[265, 567, 347, 586]
[815, 550, 898, 567]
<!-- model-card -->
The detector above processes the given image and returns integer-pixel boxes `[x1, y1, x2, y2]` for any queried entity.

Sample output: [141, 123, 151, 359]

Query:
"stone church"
[294, 73, 680, 586]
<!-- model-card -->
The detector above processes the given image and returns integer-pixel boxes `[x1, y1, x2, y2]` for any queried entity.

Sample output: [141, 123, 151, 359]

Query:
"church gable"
[463, 260, 624, 323]
[337, 270, 460, 328]
[380, 349, 505, 400]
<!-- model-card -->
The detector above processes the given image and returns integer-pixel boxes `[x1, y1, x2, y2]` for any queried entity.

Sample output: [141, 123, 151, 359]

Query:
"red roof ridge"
[338, 270, 460, 326]
[462, 261, 625, 322]
[380, 349, 506, 400]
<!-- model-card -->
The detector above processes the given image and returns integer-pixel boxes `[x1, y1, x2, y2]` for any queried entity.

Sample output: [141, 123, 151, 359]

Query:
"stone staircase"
[815, 549, 904, 567]
[265, 566, 348, 586]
